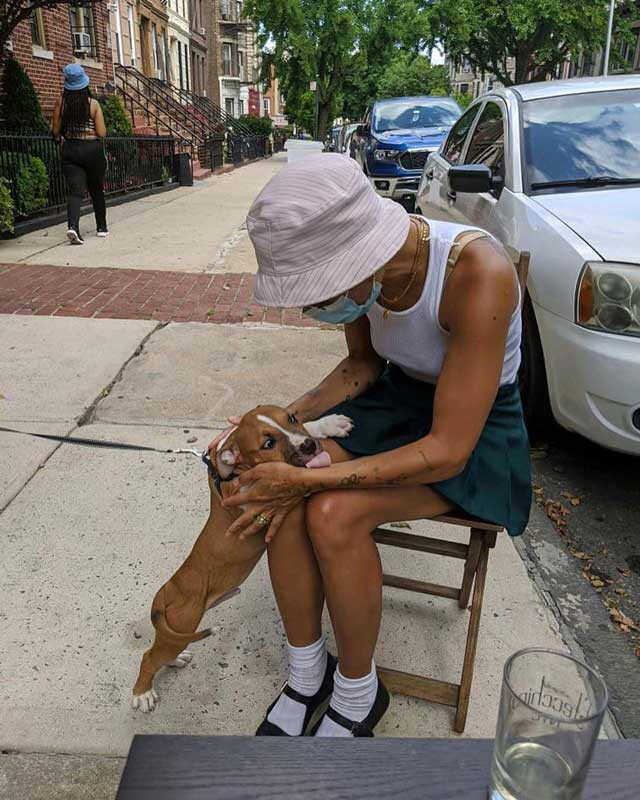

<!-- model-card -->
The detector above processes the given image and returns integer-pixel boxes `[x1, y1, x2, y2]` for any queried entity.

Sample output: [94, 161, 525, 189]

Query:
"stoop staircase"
[114, 65, 255, 178]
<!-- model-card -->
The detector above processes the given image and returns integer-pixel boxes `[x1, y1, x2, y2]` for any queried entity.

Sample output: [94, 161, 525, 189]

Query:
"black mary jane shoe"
[256, 653, 337, 736]
[310, 679, 390, 737]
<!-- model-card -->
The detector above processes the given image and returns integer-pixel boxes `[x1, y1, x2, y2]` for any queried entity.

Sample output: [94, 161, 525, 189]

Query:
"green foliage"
[0, 58, 47, 131]
[0, 176, 14, 234]
[238, 113, 273, 137]
[3, 153, 49, 216]
[99, 94, 133, 137]
[428, 0, 640, 85]
[160, 165, 170, 183]
[377, 56, 451, 99]
[453, 91, 473, 110]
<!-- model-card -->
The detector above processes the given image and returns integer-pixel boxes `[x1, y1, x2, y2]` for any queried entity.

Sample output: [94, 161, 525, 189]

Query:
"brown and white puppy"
[131, 405, 352, 712]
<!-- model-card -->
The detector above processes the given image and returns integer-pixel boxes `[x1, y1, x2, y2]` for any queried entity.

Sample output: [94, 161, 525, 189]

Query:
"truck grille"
[399, 150, 430, 171]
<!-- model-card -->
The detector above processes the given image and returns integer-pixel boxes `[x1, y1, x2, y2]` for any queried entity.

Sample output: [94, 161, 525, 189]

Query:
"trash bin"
[173, 152, 193, 186]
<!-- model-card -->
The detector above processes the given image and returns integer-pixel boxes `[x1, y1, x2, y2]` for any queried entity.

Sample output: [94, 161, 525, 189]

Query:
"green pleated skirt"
[327, 363, 532, 537]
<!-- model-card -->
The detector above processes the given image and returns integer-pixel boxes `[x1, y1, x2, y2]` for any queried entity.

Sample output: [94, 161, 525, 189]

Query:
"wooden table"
[116, 735, 640, 799]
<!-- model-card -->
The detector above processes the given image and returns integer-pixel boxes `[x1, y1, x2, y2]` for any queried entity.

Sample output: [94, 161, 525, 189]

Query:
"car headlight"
[373, 149, 399, 161]
[576, 262, 640, 337]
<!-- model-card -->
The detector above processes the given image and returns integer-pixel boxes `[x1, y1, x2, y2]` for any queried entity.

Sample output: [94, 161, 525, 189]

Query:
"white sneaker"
[67, 229, 84, 245]
[96, 229, 109, 238]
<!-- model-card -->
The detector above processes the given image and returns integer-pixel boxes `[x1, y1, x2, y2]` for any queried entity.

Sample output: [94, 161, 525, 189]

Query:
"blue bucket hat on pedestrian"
[63, 63, 90, 91]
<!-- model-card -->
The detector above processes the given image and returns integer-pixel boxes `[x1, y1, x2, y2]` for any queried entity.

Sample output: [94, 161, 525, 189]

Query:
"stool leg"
[458, 530, 482, 609]
[454, 536, 490, 734]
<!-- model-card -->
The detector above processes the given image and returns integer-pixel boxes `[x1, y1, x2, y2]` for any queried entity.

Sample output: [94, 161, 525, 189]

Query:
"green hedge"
[0, 58, 48, 132]
[0, 177, 14, 233]
[99, 94, 134, 137]
[3, 153, 49, 216]
[238, 114, 273, 137]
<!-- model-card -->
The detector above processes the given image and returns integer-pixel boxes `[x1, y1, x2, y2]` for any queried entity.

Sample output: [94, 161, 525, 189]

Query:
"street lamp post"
[603, 0, 616, 76]
[310, 80, 318, 140]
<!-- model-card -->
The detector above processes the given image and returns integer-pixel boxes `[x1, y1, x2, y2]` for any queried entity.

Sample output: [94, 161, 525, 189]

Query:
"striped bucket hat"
[247, 153, 410, 308]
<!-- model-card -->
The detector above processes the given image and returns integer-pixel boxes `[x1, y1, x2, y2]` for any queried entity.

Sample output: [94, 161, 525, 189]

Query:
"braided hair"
[60, 87, 93, 137]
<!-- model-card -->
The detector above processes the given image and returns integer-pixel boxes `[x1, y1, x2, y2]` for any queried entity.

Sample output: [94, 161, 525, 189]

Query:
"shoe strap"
[282, 683, 323, 707]
[324, 705, 374, 737]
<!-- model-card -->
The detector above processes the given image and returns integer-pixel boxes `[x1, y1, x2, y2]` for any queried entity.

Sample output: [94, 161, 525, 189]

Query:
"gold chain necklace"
[381, 216, 430, 320]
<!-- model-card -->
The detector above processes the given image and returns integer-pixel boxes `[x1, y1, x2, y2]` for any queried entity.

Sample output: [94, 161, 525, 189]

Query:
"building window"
[238, 99, 244, 115]
[127, 5, 137, 66]
[263, 97, 271, 115]
[225, 97, 235, 117]
[69, 4, 98, 60]
[31, 10, 46, 48]
[236, 1, 242, 20]
[222, 42, 235, 75]
[113, 0, 124, 64]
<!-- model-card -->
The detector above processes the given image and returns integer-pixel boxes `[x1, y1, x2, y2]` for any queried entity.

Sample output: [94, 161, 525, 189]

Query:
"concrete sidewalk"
[1, 315, 568, 798]
[0, 155, 283, 272]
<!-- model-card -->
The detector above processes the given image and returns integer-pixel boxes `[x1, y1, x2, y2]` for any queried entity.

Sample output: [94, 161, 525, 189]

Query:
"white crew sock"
[266, 636, 327, 736]
[315, 661, 378, 737]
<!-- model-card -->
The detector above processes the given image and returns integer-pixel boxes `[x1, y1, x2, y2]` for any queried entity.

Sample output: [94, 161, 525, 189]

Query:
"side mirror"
[449, 164, 502, 194]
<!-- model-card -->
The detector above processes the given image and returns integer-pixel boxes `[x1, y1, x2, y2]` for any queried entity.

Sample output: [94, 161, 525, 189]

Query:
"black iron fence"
[273, 132, 287, 153]
[0, 132, 176, 224]
[202, 133, 225, 170]
[226, 135, 268, 164]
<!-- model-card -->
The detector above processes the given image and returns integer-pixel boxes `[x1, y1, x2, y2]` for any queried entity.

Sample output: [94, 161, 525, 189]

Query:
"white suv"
[416, 75, 640, 455]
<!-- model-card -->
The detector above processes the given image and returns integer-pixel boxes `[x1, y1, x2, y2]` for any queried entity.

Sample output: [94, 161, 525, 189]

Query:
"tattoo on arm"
[339, 473, 365, 488]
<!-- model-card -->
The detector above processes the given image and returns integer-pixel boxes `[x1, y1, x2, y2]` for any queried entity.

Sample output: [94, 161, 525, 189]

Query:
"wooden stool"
[374, 515, 503, 733]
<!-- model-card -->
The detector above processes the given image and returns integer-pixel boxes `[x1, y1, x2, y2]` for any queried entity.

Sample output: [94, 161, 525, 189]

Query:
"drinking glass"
[489, 648, 608, 800]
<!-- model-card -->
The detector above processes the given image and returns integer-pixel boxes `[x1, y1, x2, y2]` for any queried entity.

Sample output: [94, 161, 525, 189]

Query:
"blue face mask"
[304, 281, 382, 324]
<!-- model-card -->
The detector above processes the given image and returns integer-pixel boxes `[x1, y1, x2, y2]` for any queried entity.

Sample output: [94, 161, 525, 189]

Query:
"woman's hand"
[223, 462, 309, 543]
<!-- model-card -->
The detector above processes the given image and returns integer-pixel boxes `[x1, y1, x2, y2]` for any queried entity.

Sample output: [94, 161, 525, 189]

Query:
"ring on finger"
[254, 512, 271, 527]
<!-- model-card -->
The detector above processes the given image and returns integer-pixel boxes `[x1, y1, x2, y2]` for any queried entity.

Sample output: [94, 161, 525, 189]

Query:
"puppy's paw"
[168, 649, 193, 668]
[132, 688, 159, 713]
[305, 414, 354, 439]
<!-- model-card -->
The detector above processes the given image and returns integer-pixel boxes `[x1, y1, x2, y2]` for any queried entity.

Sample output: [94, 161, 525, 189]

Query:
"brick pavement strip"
[0, 263, 327, 327]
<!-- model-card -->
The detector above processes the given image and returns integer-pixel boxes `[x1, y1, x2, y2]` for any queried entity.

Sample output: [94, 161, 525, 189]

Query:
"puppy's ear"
[214, 427, 239, 479]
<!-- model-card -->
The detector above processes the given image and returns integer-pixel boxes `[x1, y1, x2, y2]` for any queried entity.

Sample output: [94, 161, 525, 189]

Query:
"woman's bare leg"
[306, 484, 453, 678]
[265, 440, 355, 646]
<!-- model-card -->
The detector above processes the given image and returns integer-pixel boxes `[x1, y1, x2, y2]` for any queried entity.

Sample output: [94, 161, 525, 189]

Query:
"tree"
[0, 57, 47, 130]
[377, 55, 451, 98]
[1, 0, 102, 59]
[428, 0, 640, 85]
[246, 0, 428, 139]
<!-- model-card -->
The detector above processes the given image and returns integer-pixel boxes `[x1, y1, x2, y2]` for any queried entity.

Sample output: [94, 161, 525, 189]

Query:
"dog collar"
[201, 452, 237, 487]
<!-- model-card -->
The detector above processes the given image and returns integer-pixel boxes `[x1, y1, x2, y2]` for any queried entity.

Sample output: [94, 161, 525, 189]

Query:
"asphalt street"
[523, 422, 640, 736]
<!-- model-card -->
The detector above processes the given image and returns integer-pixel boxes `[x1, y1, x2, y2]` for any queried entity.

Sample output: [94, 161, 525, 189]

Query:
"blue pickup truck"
[352, 96, 461, 208]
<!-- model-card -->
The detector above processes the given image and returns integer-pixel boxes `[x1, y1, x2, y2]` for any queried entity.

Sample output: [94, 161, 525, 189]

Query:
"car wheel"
[519, 294, 552, 437]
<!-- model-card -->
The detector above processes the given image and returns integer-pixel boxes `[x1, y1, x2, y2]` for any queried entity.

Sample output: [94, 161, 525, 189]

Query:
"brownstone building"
[7, 2, 114, 121]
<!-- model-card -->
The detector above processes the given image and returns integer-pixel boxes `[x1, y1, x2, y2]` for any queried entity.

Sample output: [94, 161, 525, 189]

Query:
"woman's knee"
[306, 491, 367, 556]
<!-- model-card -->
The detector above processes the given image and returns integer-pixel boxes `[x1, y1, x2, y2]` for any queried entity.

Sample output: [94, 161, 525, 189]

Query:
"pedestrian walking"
[51, 64, 108, 245]
[212, 154, 532, 738]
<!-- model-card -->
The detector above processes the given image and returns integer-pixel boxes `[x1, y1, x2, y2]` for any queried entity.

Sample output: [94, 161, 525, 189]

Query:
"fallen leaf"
[571, 551, 591, 560]
[635, 646, 640, 658]
[610, 607, 640, 632]
[561, 491, 582, 506]
[615, 587, 625, 595]
[590, 578, 605, 589]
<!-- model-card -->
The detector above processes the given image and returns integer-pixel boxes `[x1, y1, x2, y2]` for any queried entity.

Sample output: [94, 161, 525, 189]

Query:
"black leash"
[0, 424, 208, 461]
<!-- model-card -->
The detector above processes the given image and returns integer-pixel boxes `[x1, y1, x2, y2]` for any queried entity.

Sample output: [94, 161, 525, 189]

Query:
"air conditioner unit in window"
[199, 26, 206, 35]
[220, 0, 230, 18]
[73, 32, 92, 53]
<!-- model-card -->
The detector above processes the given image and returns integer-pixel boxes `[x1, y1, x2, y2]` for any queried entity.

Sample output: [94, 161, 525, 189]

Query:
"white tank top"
[367, 218, 522, 386]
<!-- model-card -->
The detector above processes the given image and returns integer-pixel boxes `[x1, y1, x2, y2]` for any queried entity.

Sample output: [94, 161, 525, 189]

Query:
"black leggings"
[61, 139, 107, 233]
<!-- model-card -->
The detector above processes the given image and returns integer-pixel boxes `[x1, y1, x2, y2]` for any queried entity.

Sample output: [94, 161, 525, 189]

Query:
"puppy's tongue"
[305, 450, 331, 469]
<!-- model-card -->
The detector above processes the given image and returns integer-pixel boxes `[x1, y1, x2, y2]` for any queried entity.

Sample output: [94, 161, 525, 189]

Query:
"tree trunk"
[317, 101, 331, 143]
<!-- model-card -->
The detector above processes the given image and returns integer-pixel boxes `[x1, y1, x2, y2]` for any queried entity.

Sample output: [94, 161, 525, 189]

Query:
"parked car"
[326, 125, 343, 151]
[352, 96, 461, 208]
[416, 75, 640, 454]
[337, 122, 360, 154]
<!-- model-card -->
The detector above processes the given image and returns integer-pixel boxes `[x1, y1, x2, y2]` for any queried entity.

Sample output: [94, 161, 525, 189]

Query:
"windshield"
[523, 89, 640, 191]
[373, 99, 460, 133]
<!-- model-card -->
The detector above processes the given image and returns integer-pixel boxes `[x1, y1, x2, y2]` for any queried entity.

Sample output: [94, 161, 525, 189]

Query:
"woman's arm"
[51, 97, 62, 138]
[92, 100, 107, 138]
[286, 314, 384, 423]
